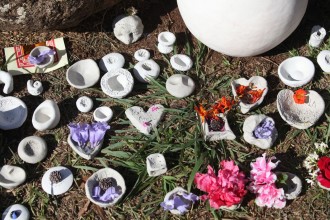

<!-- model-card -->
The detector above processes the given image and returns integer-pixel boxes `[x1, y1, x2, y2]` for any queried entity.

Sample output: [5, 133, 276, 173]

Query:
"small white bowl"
[0, 165, 26, 189]
[99, 53, 125, 72]
[158, 31, 176, 46]
[170, 54, 193, 71]
[166, 74, 195, 98]
[133, 59, 160, 83]
[157, 43, 173, 54]
[76, 96, 93, 113]
[134, 49, 150, 62]
[0, 96, 28, 130]
[146, 153, 167, 177]
[93, 106, 113, 122]
[66, 59, 100, 89]
[18, 136, 47, 164]
[317, 50, 330, 73]
[2, 204, 30, 220]
[278, 56, 315, 87]
[41, 166, 73, 195]
[29, 46, 55, 68]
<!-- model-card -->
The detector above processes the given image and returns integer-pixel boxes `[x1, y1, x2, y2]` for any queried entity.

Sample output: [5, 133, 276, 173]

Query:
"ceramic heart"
[125, 104, 165, 135]
[277, 89, 325, 129]
[231, 76, 268, 114]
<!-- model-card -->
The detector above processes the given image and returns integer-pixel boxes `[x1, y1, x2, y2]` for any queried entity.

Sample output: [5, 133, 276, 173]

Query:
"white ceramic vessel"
[85, 168, 126, 207]
[27, 80, 43, 96]
[76, 96, 93, 113]
[231, 76, 268, 114]
[32, 100, 60, 131]
[29, 46, 55, 68]
[66, 59, 100, 89]
[41, 166, 73, 195]
[243, 115, 278, 149]
[134, 49, 150, 61]
[177, 0, 308, 57]
[309, 25, 326, 48]
[2, 204, 30, 220]
[125, 104, 165, 135]
[100, 68, 134, 98]
[201, 113, 236, 141]
[157, 43, 174, 54]
[162, 187, 193, 215]
[158, 32, 176, 46]
[0, 96, 27, 130]
[133, 59, 160, 83]
[166, 74, 195, 98]
[317, 50, 330, 73]
[67, 135, 103, 160]
[278, 56, 315, 87]
[93, 106, 113, 122]
[276, 172, 302, 200]
[18, 136, 47, 164]
[170, 54, 193, 71]
[277, 89, 325, 129]
[0, 165, 26, 189]
[146, 153, 167, 177]
[113, 15, 144, 45]
[99, 53, 125, 72]
[0, 70, 13, 94]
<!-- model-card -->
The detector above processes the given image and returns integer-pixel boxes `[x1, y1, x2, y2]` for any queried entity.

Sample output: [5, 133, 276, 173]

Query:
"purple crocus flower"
[253, 118, 275, 139]
[68, 123, 90, 147]
[160, 191, 199, 214]
[28, 49, 56, 65]
[89, 122, 110, 148]
[92, 186, 120, 203]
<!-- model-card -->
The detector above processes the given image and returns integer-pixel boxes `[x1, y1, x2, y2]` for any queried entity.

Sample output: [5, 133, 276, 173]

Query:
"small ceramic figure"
[166, 74, 195, 98]
[146, 153, 167, 177]
[309, 25, 326, 48]
[134, 49, 150, 61]
[0, 70, 13, 94]
[157, 32, 176, 54]
[76, 96, 93, 113]
[85, 168, 126, 207]
[317, 50, 330, 73]
[2, 204, 30, 220]
[0, 165, 26, 189]
[125, 104, 165, 135]
[231, 76, 268, 114]
[100, 68, 134, 98]
[18, 136, 47, 164]
[277, 89, 325, 129]
[66, 59, 100, 89]
[32, 100, 60, 131]
[200, 113, 236, 141]
[170, 54, 193, 71]
[243, 115, 278, 149]
[278, 56, 315, 87]
[133, 59, 160, 83]
[28, 46, 55, 68]
[93, 106, 113, 122]
[27, 80, 43, 96]
[113, 15, 144, 44]
[41, 166, 73, 195]
[99, 53, 125, 72]
[0, 96, 28, 130]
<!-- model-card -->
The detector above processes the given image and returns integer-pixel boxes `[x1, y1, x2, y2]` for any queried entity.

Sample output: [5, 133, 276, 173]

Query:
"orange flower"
[194, 105, 208, 122]
[293, 89, 307, 104]
[236, 85, 248, 97]
[248, 88, 265, 104]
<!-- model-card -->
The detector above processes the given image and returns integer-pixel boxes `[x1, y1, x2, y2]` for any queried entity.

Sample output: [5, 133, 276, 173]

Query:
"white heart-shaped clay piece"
[231, 76, 268, 114]
[277, 89, 325, 129]
[125, 104, 165, 135]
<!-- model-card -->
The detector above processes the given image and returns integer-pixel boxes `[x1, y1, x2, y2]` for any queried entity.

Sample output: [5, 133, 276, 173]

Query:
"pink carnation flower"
[194, 160, 247, 209]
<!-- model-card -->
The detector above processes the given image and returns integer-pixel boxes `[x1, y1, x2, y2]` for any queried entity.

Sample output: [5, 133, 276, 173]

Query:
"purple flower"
[28, 49, 55, 65]
[160, 191, 199, 214]
[68, 123, 90, 147]
[253, 118, 275, 139]
[92, 186, 120, 203]
[89, 122, 110, 147]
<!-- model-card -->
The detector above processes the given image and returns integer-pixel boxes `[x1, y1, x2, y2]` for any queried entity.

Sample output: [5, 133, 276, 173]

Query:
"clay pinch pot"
[146, 153, 167, 177]
[277, 89, 325, 129]
[28, 46, 55, 68]
[66, 59, 100, 89]
[0, 96, 28, 130]
[2, 204, 30, 220]
[243, 114, 278, 149]
[231, 76, 268, 114]
[18, 136, 48, 164]
[275, 172, 302, 200]
[200, 113, 236, 141]
[85, 168, 126, 207]
[0, 165, 26, 189]
[67, 134, 104, 160]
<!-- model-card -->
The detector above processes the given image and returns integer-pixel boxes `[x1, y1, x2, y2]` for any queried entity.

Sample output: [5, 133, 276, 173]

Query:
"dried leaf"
[94, 205, 108, 220]
[78, 200, 90, 218]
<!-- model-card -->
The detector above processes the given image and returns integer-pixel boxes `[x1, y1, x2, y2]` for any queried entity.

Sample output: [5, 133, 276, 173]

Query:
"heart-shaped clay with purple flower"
[125, 104, 165, 135]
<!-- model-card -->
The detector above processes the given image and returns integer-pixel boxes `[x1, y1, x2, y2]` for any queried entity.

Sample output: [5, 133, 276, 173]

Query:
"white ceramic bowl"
[278, 56, 315, 87]
[0, 96, 28, 130]
[41, 166, 73, 195]
[66, 59, 100, 89]
[158, 32, 176, 46]
[18, 136, 47, 164]
[93, 106, 113, 122]
[29, 46, 55, 68]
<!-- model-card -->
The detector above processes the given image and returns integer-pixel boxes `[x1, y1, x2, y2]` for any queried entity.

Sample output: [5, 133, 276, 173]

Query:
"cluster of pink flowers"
[248, 153, 286, 209]
[194, 160, 247, 209]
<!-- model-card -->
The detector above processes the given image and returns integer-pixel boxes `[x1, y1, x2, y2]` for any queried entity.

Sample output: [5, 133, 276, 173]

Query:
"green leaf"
[187, 152, 206, 192]
[102, 150, 132, 159]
